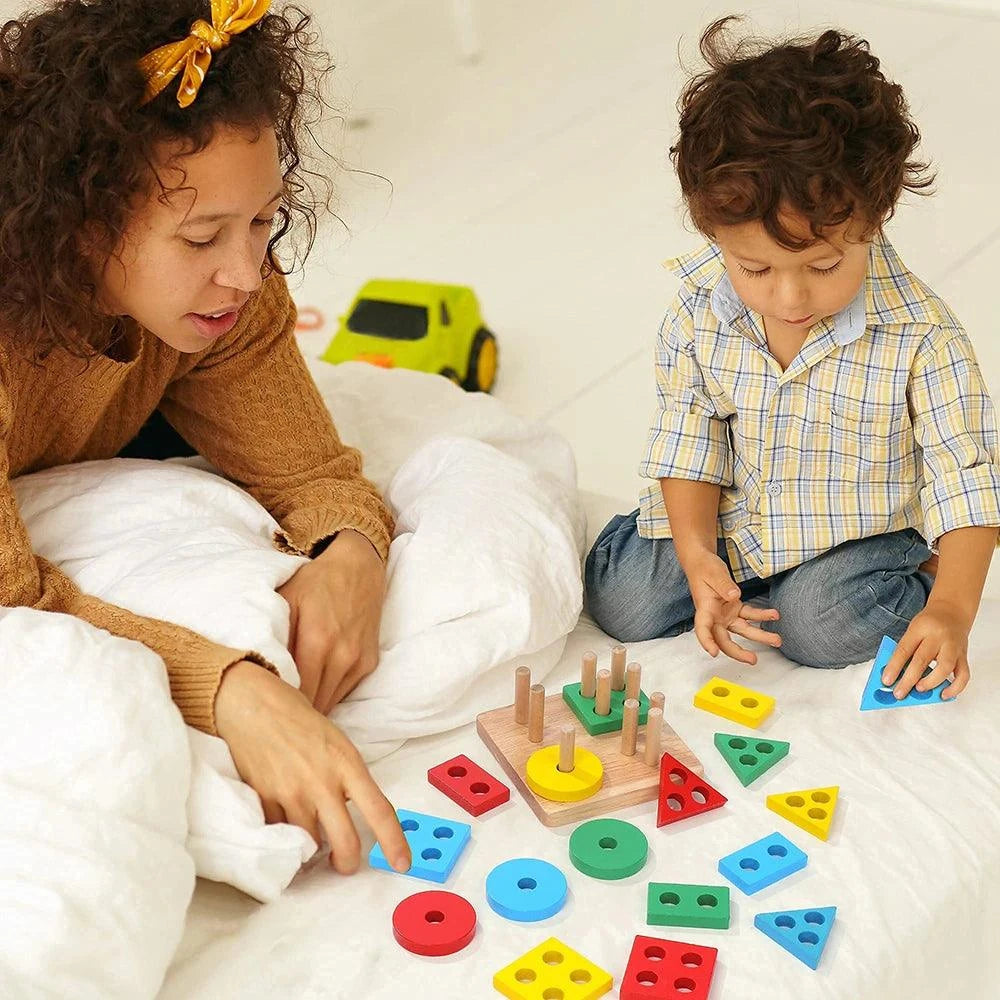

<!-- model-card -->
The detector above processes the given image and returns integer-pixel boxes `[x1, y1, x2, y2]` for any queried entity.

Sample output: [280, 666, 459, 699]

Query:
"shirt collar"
[664, 236, 939, 345]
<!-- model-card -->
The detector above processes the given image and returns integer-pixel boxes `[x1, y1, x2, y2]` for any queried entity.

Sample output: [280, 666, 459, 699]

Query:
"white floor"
[293, 0, 1000, 600]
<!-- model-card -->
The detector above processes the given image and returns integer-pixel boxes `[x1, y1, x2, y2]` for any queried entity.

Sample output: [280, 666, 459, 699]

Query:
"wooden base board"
[476, 692, 703, 827]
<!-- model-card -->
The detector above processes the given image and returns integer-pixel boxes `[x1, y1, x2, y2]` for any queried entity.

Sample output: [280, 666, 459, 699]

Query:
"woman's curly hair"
[0, 0, 334, 358]
[671, 16, 935, 249]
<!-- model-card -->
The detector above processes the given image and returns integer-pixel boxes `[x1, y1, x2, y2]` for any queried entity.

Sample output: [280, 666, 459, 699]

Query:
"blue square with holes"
[369, 809, 471, 883]
[718, 831, 807, 895]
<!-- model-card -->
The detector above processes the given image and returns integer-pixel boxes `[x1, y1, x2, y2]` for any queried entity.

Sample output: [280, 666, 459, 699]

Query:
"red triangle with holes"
[656, 752, 727, 828]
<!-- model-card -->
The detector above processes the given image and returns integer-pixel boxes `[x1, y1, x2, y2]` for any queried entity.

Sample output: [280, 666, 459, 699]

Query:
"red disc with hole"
[392, 890, 477, 956]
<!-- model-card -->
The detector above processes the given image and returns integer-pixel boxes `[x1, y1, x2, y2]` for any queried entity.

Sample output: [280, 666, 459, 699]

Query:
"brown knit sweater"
[0, 271, 394, 735]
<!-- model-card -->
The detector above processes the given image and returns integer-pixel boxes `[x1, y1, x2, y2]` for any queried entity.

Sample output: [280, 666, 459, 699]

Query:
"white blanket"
[0, 364, 585, 999]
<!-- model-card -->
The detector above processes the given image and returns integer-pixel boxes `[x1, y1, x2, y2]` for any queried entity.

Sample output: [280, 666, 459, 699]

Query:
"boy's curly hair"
[671, 17, 935, 250]
[0, 0, 334, 359]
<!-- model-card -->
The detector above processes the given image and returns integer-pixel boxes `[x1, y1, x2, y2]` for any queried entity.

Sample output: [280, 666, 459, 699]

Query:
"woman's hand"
[682, 548, 780, 665]
[214, 660, 411, 874]
[278, 529, 386, 715]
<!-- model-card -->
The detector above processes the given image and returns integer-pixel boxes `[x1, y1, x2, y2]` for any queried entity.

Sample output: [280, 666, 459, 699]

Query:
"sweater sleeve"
[158, 271, 394, 560]
[0, 393, 278, 735]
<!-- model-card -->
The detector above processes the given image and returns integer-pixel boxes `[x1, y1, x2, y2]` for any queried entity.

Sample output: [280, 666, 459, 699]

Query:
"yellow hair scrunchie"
[137, 0, 272, 108]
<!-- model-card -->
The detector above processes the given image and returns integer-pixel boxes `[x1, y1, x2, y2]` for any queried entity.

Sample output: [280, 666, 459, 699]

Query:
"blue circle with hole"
[486, 858, 567, 922]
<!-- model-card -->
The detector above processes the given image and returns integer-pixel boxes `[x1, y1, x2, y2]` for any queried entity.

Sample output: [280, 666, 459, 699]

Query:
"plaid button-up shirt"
[637, 238, 1000, 582]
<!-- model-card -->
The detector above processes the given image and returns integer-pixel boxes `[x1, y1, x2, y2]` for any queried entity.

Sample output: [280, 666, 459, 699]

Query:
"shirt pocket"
[827, 394, 912, 474]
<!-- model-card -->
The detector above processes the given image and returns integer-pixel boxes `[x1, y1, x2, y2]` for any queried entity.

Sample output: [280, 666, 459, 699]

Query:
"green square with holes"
[647, 881, 731, 930]
[561, 683, 649, 736]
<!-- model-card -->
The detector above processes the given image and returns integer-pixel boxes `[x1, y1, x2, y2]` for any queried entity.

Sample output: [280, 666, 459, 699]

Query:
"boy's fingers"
[943, 657, 970, 699]
[713, 623, 756, 665]
[895, 641, 933, 698]
[694, 612, 720, 657]
[882, 633, 918, 686]
[730, 619, 781, 648]
[739, 606, 780, 623]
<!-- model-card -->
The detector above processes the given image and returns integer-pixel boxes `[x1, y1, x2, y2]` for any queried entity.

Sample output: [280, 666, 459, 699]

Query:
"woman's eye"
[185, 236, 219, 249]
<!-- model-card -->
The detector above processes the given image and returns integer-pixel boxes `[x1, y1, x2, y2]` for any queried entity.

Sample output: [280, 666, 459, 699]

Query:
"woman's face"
[96, 122, 285, 353]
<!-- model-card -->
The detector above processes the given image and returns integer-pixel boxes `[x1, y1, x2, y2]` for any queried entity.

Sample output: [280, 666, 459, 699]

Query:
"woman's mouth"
[188, 309, 241, 340]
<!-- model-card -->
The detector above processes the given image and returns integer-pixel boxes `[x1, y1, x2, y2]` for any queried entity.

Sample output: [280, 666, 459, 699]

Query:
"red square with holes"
[620, 934, 718, 1000]
[427, 754, 510, 817]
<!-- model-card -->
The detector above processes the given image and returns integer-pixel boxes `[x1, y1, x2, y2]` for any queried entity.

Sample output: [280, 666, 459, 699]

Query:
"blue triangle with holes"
[859, 636, 951, 711]
[754, 906, 836, 970]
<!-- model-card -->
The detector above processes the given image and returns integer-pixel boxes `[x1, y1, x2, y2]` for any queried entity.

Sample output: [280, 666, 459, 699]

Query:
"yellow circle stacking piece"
[525, 746, 604, 802]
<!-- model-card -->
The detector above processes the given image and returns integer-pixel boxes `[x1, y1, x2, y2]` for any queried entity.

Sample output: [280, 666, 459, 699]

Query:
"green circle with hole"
[568, 818, 648, 880]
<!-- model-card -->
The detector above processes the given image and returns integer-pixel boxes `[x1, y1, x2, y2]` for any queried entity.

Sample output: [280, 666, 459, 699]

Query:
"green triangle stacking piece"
[714, 732, 789, 787]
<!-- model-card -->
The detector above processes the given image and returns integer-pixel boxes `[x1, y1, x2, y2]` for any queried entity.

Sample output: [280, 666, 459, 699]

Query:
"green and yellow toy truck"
[321, 279, 498, 393]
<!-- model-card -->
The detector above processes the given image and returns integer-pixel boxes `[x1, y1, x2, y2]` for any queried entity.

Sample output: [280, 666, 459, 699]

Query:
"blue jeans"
[585, 510, 934, 668]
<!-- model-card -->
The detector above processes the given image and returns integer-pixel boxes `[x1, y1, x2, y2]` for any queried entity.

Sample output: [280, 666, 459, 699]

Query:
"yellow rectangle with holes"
[693, 676, 775, 729]
[493, 936, 613, 999]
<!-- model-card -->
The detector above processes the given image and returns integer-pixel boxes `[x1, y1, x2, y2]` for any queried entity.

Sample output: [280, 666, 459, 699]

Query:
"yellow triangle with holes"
[766, 786, 839, 841]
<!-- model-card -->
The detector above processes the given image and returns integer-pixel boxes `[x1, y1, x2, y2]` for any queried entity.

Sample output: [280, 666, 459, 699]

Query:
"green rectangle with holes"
[561, 683, 649, 736]
[647, 881, 731, 930]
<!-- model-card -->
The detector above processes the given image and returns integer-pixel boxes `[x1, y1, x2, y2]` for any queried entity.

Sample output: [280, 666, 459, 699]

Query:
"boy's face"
[713, 215, 870, 333]
[96, 123, 285, 354]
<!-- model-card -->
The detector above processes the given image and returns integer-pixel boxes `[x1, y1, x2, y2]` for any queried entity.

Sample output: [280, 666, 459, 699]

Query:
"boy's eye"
[810, 260, 843, 275]
[737, 263, 769, 278]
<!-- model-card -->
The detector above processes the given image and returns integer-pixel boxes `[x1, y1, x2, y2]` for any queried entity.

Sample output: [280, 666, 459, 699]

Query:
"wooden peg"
[621, 698, 639, 756]
[650, 690, 665, 714]
[581, 650, 598, 699]
[557, 725, 575, 772]
[610, 645, 627, 690]
[514, 665, 531, 725]
[595, 668, 612, 716]
[625, 662, 641, 702]
[644, 707, 664, 766]
[528, 683, 545, 743]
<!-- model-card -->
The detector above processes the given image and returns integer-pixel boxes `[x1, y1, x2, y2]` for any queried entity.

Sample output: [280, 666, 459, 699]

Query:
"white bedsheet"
[160, 490, 1000, 1000]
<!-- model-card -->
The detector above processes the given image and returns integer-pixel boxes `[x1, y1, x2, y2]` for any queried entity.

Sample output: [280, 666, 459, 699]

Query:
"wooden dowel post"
[625, 662, 641, 702]
[514, 665, 531, 725]
[621, 698, 639, 756]
[644, 707, 664, 766]
[650, 691, 665, 714]
[595, 669, 612, 716]
[581, 650, 598, 699]
[557, 725, 575, 772]
[528, 683, 545, 743]
[610, 645, 627, 691]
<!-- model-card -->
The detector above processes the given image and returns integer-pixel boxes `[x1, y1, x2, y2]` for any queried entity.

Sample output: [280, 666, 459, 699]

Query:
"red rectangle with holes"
[427, 754, 510, 817]
[620, 934, 718, 1000]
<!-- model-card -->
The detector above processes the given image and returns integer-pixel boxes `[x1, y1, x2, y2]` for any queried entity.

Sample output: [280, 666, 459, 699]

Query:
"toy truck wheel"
[440, 366, 462, 385]
[464, 328, 498, 393]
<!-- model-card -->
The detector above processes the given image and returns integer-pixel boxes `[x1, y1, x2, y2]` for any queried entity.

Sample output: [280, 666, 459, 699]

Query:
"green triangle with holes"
[714, 732, 789, 787]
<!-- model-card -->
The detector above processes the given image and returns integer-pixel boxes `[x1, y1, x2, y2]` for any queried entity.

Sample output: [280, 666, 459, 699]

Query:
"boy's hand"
[880, 598, 972, 700]
[682, 548, 781, 665]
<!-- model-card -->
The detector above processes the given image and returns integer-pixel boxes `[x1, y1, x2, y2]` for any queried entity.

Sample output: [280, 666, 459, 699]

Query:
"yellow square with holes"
[694, 676, 775, 728]
[493, 936, 613, 999]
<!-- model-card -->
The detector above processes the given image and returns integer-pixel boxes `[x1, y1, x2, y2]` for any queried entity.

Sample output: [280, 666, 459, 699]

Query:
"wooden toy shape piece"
[754, 906, 837, 970]
[493, 936, 613, 1000]
[646, 881, 731, 930]
[369, 809, 471, 884]
[694, 676, 775, 728]
[656, 753, 727, 828]
[392, 890, 476, 956]
[766, 786, 839, 841]
[714, 733, 790, 786]
[620, 934, 718, 1000]
[427, 753, 510, 817]
[718, 831, 807, 895]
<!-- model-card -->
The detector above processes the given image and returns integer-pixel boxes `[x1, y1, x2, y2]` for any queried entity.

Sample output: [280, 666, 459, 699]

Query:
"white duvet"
[0, 364, 585, 1000]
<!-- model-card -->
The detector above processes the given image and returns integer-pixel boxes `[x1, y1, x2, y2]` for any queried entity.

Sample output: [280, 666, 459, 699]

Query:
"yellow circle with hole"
[525, 745, 603, 802]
